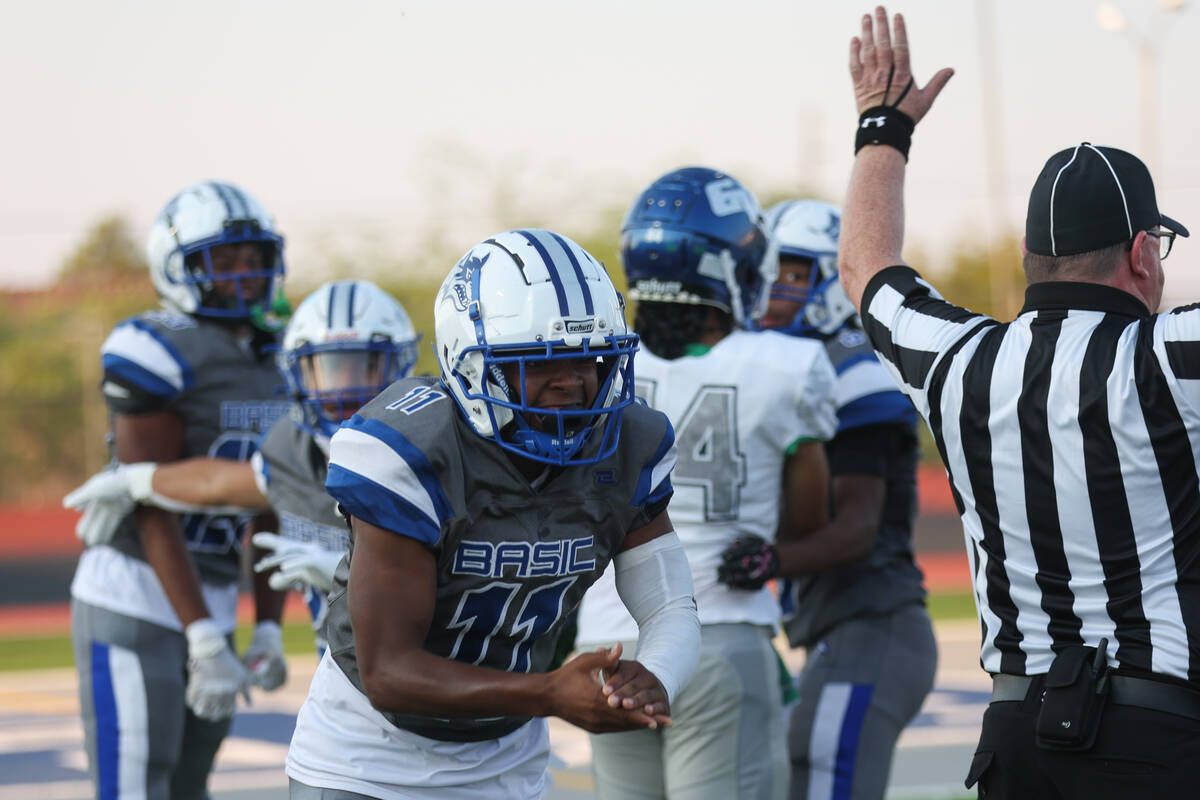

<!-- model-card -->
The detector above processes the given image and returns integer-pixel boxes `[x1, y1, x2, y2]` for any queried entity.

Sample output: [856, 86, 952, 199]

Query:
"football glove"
[717, 534, 781, 591]
[252, 532, 342, 594]
[64, 463, 157, 510]
[242, 621, 287, 691]
[69, 494, 134, 547]
[184, 618, 250, 721]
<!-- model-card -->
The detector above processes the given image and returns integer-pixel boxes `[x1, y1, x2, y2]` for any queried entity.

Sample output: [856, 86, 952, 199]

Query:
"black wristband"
[854, 105, 915, 161]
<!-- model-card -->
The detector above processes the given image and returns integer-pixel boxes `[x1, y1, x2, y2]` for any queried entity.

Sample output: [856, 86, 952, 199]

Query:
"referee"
[837, 7, 1199, 798]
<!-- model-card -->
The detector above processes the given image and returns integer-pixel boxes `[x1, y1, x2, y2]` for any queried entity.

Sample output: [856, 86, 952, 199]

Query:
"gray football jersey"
[322, 376, 676, 741]
[257, 415, 348, 553]
[99, 310, 288, 585]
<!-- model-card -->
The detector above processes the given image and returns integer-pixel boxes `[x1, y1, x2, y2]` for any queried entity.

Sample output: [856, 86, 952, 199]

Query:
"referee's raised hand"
[849, 6, 953, 123]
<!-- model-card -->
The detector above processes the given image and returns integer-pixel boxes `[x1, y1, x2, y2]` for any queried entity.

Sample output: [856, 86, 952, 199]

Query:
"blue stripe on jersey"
[326, 463, 442, 545]
[91, 642, 119, 800]
[633, 424, 676, 508]
[514, 229, 570, 316]
[547, 230, 594, 315]
[127, 319, 196, 389]
[353, 416, 454, 524]
[832, 350, 877, 376]
[833, 684, 874, 800]
[837, 391, 917, 432]
[102, 354, 181, 398]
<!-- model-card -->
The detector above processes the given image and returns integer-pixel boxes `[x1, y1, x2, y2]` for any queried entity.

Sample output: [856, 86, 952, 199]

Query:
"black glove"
[717, 534, 780, 591]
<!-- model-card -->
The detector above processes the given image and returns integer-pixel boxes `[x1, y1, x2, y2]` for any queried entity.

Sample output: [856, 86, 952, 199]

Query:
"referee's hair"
[1023, 241, 1127, 285]
[634, 302, 732, 360]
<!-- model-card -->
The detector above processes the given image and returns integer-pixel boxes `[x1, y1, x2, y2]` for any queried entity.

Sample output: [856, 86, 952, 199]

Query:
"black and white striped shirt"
[862, 265, 1200, 680]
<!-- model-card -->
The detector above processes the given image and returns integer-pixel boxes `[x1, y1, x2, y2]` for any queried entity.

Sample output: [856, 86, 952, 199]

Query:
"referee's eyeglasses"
[1145, 228, 1177, 260]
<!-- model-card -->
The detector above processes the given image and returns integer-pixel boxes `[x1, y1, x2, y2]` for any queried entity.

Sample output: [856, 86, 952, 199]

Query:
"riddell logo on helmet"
[564, 319, 595, 335]
[634, 279, 683, 296]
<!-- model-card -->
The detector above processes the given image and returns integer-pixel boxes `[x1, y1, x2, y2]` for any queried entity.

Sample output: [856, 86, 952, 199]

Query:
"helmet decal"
[434, 229, 639, 467]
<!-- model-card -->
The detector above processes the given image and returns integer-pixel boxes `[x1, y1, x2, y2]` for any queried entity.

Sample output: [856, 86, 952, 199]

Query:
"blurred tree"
[55, 215, 146, 285]
[927, 232, 1025, 321]
[0, 214, 154, 502]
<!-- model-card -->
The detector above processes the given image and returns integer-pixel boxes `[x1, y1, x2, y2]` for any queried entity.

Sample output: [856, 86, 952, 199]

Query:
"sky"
[4, 0, 1200, 306]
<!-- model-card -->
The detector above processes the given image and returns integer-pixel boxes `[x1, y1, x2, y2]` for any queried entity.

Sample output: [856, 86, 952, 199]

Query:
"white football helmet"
[280, 280, 420, 439]
[764, 199, 856, 337]
[146, 181, 286, 324]
[434, 229, 639, 466]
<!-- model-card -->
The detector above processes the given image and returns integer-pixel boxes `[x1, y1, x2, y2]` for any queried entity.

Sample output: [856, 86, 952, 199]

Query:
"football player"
[575, 168, 839, 799]
[719, 199, 937, 800]
[64, 279, 421, 660]
[284, 229, 701, 798]
[68, 182, 291, 799]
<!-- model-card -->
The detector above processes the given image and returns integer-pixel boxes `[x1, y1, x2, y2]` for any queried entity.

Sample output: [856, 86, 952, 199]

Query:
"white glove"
[64, 463, 157, 510]
[71, 495, 134, 547]
[252, 532, 343, 593]
[185, 618, 250, 721]
[242, 620, 287, 691]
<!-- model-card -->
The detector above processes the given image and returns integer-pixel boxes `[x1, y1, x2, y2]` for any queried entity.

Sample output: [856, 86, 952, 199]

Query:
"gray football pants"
[589, 623, 788, 800]
[787, 602, 937, 800]
[71, 598, 233, 800]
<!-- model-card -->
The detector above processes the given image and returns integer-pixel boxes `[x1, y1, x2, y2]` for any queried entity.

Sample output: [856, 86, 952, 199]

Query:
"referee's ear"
[1128, 230, 1154, 280]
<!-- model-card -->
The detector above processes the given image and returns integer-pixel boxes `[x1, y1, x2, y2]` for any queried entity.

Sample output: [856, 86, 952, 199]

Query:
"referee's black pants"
[967, 677, 1200, 798]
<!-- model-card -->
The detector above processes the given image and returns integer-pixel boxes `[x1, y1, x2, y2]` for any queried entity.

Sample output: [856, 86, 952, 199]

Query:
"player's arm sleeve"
[325, 415, 453, 546]
[860, 265, 997, 407]
[613, 531, 699, 705]
[99, 318, 194, 414]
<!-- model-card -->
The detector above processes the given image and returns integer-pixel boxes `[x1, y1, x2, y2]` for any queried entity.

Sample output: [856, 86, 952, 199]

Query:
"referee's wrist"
[855, 106, 915, 161]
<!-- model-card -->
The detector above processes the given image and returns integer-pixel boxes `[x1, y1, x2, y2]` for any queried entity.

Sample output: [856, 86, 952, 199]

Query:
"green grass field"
[0, 591, 979, 673]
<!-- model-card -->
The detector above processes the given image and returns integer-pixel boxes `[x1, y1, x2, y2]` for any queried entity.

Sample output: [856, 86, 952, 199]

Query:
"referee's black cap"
[1025, 142, 1189, 257]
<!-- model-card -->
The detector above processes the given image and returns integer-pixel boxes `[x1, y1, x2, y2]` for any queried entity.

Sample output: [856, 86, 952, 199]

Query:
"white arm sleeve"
[613, 531, 700, 704]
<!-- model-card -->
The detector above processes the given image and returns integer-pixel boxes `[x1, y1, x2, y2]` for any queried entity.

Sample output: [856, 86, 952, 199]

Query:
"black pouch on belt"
[1035, 638, 1110, 751]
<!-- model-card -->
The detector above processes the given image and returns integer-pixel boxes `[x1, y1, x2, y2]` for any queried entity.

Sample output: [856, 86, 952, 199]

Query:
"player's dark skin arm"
[248, 511, 285, 624]
[775, 472, 884, 576]
[349, 511, 676, 733]
[114, 412, 209, 627]
[774, 440, 831, 563]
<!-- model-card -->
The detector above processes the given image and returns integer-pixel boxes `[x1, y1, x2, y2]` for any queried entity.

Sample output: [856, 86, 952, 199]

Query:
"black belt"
[992, 673, 1200, 721]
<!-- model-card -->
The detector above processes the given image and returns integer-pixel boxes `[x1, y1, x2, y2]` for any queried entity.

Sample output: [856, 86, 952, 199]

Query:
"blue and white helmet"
[621, 167, 777, 326]
[145, 181, 285, 322]
[764, 199, 856, 337]
[280, 280, 420, 441]
[434, 229, 639, 466]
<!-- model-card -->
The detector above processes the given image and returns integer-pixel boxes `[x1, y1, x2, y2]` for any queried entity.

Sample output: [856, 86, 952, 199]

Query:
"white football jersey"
[577, 329, 837, 641]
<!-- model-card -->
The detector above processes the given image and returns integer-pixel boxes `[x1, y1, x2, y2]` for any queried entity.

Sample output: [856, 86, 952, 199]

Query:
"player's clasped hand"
[548, 643, 672, 733]
[717, 534, 781, 591]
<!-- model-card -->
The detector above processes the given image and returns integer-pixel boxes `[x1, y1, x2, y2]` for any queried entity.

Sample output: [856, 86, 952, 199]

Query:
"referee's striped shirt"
[862, 266, 1200, 680]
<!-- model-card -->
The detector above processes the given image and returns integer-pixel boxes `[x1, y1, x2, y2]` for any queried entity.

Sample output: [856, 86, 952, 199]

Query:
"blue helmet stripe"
[326, 282, 338, 328]
[206, 182, 235, 218]
[345, 281, 358, 328]
[224, 183, 252, 219]
[513, 229, 570, 316]
[547, 231, 594, 315]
